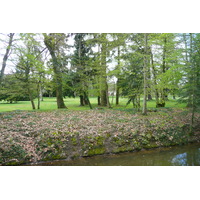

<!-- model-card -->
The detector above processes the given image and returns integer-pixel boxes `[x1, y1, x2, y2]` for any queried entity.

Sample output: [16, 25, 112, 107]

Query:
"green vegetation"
[0, 96, 186, 112]
[1, 33, 200, 166]
[0, 108, 199, 165]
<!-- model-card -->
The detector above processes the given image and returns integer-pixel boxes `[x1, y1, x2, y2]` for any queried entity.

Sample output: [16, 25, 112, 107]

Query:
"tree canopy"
[1, 33, 200, 120]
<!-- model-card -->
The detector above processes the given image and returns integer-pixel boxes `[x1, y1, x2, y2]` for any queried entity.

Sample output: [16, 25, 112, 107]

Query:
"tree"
[71, 33, 93, 109]
[99, 33, 110, 107]
[109, 33, 129, 105]
[142, 33, 148, 115]
[0, 74, 29, 103]
[180, 33, 200, 131]
[118, 34, 144, 111]
[0, 33, 15, 86]
[87, 33, 112, 107]
[13, 33, 46, 110]
[43, 33, 67, 109]
[148, 33, 182, 108]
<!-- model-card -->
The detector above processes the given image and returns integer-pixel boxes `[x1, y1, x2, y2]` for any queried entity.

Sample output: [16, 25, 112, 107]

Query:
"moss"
[3, 160, 26, 166]
[112, 146, 133, 154]
[112, 136, 130, 147]
[132, 140, 142, 150]
[50, 154, 63, 160]
[87, 147, 106, 156]
[41, 152, 66, 161]
[80, 138, 86, 146]
[71, 153, 80, 159]
[106, 133, 111, 138]
[95, 136, 105, 146]
[46, 138, 63, 147]
[71, 137, 78, 145]
[141, 138, 149, 145]
[0, 144, 29, 165]
[143, 143, 158, 149]
[146, 133, 152, 139]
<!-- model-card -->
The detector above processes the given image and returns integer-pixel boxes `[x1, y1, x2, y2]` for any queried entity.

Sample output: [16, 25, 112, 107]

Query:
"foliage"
[70, 33, 94, 104]
[0, 33, 197, 111]
[0, 74, 30, 102]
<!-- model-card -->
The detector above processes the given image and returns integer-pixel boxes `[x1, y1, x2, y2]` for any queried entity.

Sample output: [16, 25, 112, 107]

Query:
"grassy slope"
[0, 96, 186, 112]
[1, 96, 200, 165]
[0, 107, 200, 165]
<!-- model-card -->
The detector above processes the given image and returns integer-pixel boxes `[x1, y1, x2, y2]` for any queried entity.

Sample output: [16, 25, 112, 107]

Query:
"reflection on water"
[30, 143, 200, 166]
[171, 147, 200, 166]
[172, 153, 187, 166]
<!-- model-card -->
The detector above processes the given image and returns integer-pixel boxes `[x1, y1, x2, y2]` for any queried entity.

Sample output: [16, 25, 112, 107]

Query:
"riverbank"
[0, 108, 200, 165]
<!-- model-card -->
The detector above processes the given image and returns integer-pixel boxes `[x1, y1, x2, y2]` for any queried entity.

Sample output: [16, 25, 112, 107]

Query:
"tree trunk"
[28, 87, 36, 110]
[147, 48, 152, 101]
[142, 33, 148, 115]
[137, 94, 141, 111]
[40, 85, 44, 101]
[80, 95, 84, 106]
[37, 82, 41, 109]
[106, 83, 111, 108]
[147, 94, 152, 101]
[100, 34, 108, 106]
[190, 33, 195, 132]
[111, 83, 115, 105]
[161, 36, 167, 106]
[37, 96, 40, 109]
[0, 33, 14, 86]
[101, 89, 107, 106]
[83, 91, 93, 109]
[55, 78, 66, 109]
[30, 98, 36, 110]
[97, 96, 101, 105]
[116, 46, 121, 105]
[150, 47, 159, 107]
[116, 85, 119, 105]
[83, 94, 88, 105]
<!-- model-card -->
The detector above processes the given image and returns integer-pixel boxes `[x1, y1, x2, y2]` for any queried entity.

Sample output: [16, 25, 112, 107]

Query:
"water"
[29, 143, 200, 166]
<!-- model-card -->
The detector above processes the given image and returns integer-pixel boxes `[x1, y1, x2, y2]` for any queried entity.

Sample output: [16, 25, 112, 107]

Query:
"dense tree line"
[1, 33, 200, 117]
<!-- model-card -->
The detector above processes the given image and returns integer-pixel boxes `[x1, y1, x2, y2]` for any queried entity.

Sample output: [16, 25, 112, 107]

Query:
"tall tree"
[115, 46, 121, 105]
[0, 33, 15, 86]
[99, 33, 110, 107]
[142, 33, 148, 115]
[119, 34, 144, 111]
[88, 33, 112, 107]
[14, 34, 44, 109]
[109, 33, 129, 106]
[180, 33, 200, 131]
[71, 33, 93, 109]
[149, 33, 181, 107]
[43, 33, 67, 109]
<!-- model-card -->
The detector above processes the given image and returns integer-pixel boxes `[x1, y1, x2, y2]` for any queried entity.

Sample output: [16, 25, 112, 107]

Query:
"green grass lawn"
[0, 96, 186, 112]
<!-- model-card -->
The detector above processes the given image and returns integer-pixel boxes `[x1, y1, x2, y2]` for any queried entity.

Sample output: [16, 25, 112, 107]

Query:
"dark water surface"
[29, 143, 200, 166]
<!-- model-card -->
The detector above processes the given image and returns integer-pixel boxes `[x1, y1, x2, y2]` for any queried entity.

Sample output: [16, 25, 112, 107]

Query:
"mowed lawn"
[0, 96, 186, 112]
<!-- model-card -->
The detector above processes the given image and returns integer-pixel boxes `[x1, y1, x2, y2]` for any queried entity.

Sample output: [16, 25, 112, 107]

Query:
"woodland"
[0, 33, 200, 165]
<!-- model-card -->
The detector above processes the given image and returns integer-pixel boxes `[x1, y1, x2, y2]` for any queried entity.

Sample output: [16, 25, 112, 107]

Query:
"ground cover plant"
[0, 104, 199, 165]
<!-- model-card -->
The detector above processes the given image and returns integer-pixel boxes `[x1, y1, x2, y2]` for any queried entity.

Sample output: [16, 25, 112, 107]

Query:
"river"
[28, 143, 200, 166]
